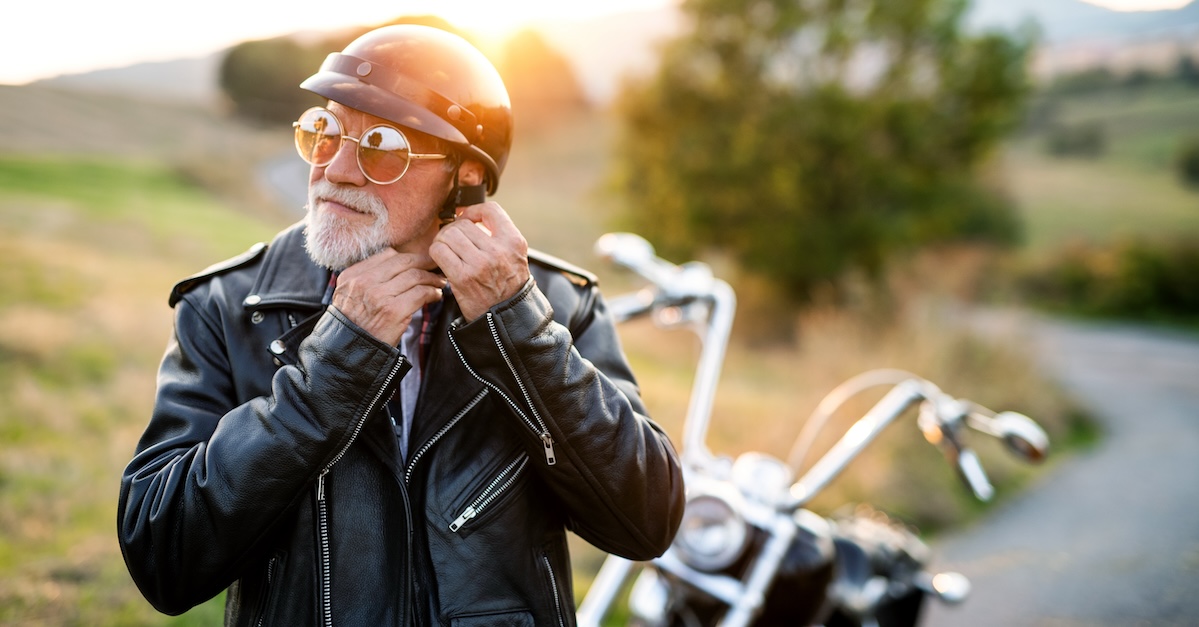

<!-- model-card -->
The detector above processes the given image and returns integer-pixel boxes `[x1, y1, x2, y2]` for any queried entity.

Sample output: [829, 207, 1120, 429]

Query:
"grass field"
[1006, 81, 1199, 258]
[1, 77, 1174, 623]
[0, 154, 279, 624]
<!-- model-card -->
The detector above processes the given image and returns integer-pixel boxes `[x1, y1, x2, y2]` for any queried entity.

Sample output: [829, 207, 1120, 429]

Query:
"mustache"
[308, 180, 387, 217]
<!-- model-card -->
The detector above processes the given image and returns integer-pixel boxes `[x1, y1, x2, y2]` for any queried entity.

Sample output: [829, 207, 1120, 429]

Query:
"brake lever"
[918, 399, 994, 501]
[955, 448, 995, 501]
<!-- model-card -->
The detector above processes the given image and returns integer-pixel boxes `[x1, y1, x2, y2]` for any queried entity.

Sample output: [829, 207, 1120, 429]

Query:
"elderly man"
[118, 24, 684, 626]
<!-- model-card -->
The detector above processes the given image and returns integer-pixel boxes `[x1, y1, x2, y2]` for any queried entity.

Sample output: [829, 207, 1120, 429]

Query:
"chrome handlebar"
[595, 232, 1049, 510]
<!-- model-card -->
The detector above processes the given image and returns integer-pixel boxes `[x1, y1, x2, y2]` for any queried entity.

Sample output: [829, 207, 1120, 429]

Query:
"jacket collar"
[246, 221, 332, 313]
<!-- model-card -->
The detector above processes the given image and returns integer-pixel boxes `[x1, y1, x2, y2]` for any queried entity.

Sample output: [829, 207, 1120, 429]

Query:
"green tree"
[612, 0, 1031, 304]
[218, 37, 325, 124]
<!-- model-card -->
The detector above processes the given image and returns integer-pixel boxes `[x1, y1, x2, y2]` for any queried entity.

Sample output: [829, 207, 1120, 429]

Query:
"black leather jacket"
[117, 223, 685, 626]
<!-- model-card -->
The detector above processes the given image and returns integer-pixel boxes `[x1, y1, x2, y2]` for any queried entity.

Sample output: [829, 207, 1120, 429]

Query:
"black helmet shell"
[301, 25, 513, 194]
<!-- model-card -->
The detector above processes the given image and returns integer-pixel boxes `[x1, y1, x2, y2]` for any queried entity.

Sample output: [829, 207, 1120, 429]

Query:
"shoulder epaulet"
[528, 248, 597, 288]
[169, 242, 268, 308]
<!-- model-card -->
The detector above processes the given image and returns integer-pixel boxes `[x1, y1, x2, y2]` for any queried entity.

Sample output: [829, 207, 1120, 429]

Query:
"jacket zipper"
[404, 389, 489, 485]
[448, 315, 556, 465]
[317, 475, 332, 627]
[542, 553, 567, 627]
[448, 454, 530, 532]
[254, 556, 278, 627]
[316, 354, 407, 627]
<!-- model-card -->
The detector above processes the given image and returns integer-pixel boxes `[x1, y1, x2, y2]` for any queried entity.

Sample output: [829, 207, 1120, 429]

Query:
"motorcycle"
[576, 233, 1050, 627]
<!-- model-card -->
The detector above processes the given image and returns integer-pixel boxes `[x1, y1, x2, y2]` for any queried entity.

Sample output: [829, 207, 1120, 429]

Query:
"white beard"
[303, 180, 391, 270]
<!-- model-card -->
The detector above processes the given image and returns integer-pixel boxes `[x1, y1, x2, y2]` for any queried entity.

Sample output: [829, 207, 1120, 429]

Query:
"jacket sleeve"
[449, 278, 685, 560]
[116, 300, 406, 615]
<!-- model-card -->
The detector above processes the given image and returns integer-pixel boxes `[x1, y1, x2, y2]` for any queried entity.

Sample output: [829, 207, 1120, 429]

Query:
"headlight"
[731, 452, 793, 507]
[627, 568, 670, 626]
[673, 492, 749, 572]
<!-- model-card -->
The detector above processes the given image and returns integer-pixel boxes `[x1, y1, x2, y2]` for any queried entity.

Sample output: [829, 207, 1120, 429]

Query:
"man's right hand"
[332, 249, 447, 346]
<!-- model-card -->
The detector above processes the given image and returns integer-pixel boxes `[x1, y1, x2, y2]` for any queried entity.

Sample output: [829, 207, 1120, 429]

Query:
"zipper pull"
[542, 433, 556, 466]
[317, 470, 328, 501]
[449, 506, 477, 532]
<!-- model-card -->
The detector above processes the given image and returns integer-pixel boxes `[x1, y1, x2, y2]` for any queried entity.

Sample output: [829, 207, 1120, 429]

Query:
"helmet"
[300, 24, 513, 194]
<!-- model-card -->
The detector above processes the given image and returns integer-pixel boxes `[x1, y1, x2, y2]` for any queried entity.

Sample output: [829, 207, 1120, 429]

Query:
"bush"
[1019, 236, 1199, 324]
[1175, 136, 1199, 189]
[1044, 121, 1105, 158]
[1045, 68, 1120, 95]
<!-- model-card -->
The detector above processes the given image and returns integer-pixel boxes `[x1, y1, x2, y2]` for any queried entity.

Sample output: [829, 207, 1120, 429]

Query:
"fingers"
[455, 202, 516, 237]
[332, 249, 447, 345]
[343, 248, 436, 281]
[430, 201, 530, 321]
[429, 223, 484, 275]
[437, 203, 524, 260]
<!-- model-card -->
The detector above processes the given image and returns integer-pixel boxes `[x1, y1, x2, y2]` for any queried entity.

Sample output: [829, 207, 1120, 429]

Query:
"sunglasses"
[293, 107, 449, 185]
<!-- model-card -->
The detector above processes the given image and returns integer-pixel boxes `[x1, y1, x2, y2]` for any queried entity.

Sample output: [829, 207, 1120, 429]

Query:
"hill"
[35, 53, 223, 105]
[967, 0, 1199, 43]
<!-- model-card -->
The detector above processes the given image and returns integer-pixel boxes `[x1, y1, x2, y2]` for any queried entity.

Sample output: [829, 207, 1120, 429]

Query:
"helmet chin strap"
[439, 168, 488, 227]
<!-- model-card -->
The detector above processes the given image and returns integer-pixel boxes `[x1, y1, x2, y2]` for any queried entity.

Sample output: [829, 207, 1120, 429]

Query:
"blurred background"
[2, 0, 1198, 624]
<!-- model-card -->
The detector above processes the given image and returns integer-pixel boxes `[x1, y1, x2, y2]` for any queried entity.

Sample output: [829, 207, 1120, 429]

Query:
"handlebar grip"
[956, 449, 994, 501]
[606, 291, 656, 323]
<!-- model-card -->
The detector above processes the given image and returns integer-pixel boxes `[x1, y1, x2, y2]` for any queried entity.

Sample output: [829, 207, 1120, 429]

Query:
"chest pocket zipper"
[253, 555, 279, 627]
[448, 454, 530, 532]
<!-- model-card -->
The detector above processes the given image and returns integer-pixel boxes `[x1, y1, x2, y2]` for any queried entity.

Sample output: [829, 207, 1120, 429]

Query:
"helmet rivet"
[447, 104, 463, 121]
[356, 62, 372, 77]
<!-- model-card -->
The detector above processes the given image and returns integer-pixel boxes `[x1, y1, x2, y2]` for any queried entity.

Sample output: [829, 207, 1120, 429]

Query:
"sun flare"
[359, 0, 674, 37]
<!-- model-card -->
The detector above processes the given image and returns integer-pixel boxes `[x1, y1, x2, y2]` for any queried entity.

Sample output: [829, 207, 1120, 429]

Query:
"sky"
[0, 0, 676, 85]
[1, 0, 1191, 85]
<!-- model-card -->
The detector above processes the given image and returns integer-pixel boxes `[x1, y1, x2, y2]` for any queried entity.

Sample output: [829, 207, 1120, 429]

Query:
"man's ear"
[457, 159, 486, 188]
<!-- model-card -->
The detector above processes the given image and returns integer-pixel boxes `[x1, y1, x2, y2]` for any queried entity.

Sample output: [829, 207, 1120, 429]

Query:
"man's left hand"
[430, 201, 530, 322]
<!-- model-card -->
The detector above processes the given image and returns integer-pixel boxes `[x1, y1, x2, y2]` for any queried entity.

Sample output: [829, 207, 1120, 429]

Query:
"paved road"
[923, 312, 1199, 626]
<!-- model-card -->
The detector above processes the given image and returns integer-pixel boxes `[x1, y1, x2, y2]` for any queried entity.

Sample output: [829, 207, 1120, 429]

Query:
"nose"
[323, 136, 366, 186]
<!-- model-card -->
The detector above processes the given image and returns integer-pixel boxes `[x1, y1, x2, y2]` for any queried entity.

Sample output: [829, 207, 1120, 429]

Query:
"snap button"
[244, 294, 262, 307]
[269, 340, 286, 355]
[250, 311, 265, 324]
[356, 61, 372, 77]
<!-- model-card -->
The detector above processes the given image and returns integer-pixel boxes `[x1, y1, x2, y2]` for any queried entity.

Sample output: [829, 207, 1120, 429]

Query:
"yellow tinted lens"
[357, 126, 412, 184]
[295, 108, 342, 166]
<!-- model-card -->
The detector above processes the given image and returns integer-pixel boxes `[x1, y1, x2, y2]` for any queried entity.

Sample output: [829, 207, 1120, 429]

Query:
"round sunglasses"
[293, 106, 449, 185]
